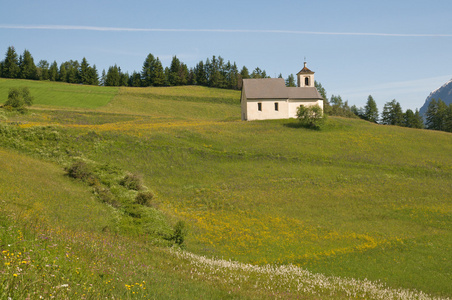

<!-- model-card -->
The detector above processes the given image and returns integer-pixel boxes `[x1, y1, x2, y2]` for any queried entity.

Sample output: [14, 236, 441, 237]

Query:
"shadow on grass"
[283, 121, 322, 131]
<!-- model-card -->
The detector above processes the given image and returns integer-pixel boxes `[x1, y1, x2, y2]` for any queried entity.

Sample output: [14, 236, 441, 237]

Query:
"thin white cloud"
[1, 24, 452, 37]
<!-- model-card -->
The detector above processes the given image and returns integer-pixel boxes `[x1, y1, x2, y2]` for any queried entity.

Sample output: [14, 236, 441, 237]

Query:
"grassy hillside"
[0, 78, 118, 108]
[1, 79, 451, 299]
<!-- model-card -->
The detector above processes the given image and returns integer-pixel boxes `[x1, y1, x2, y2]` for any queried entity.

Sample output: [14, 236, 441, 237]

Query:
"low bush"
[119, 173, 143, 191]
[135, 191, 155, 207]
[65, 161, 92, 181]
[170, 221, 187, 247]
[2, 87, 33, 113]
[93, 185, 120, 208]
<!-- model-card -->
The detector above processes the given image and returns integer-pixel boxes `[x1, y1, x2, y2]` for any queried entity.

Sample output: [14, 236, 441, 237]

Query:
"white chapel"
[241, 62, 324, 121]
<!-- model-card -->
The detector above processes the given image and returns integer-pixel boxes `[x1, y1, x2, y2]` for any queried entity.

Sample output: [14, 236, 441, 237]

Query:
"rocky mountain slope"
[419, 78, 452, 116]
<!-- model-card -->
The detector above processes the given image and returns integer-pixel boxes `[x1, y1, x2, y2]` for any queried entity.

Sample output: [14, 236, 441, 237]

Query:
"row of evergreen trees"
[0, 46, 270, 90]
[351, 96, 424, 128]
[316, 85, 425, 129]
[424, 99, 452, 132]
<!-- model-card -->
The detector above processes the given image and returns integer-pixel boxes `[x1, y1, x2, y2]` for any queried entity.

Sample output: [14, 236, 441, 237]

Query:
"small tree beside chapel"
[296, 104, 326, 129]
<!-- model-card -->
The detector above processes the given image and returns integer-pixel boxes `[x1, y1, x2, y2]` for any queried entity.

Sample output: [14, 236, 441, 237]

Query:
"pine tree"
[227, 62, 239, 89]
[129, 71, 142, 87]
[100, 69, 106, 86]
[240, 66, 250, 79]
[168, 56, 181, 86]
[90, 65, 99, 85]
[381, 99, 404, 126]
[2, 46, 20, 78]
[59, 62, 67, 82]
[315, 81, 329, 115]
[37, 60, 49, 80]
[403, 109, 424, 129]
[445, 104, 452, 132]
[141, 53, 156, 86]
[194, 61, 207, 86]
[152, 58, 165, 86]
[178, 63, 189, 85]
[49, 61, 59, 81]
[80, 57, 90, 84]
[425, 99, 448, 131]
[251, 67, 264, 78]
[19, 49, 38, 80]
[285, 74, 296, 87]
[207, 56, 221, 87]
[105, 65, 120, 86]
[363, 95, 379, 123]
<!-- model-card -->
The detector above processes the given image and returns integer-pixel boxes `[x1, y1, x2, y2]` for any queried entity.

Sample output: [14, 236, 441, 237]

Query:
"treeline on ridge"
[0, 46, 269, 89]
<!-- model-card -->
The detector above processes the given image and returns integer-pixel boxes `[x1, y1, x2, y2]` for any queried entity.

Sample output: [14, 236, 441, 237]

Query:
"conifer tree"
[240, 66, 250, 79]
[129, 71, 142, 87]
[168, 56, 181, 86]
[179, 63, 189, 85]
[403, 109, 424, 128]
[194, 61, 207, 86]
[425, 99, 448, 131]
[315, 81, 330, 115]
[37, 60, 49, 80]
[2, 46, 20, 78]
[80, 57, 91, 84]
[59, 62, 67, 82]
[285, 74, 296, 87]
[381, 99, 404, 126]
[141, 53, 156, 86]
[49, 61, 59, 81]
[363, 95, 379, 123]
[152, 58, 165, 86]
[105, 65, 120, 86]
[19, 49, 38, 80]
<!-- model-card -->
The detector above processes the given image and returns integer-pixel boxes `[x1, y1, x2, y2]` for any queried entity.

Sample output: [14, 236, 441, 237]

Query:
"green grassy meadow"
[0, 78, 118, 108]
[1, 79, 451, 299]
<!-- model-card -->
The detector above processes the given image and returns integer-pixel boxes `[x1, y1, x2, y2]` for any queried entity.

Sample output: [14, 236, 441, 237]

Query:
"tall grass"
[1, 80, 451, 298]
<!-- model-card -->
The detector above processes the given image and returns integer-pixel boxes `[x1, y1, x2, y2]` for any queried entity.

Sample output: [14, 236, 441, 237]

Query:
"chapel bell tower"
[297, 61, 315, 87]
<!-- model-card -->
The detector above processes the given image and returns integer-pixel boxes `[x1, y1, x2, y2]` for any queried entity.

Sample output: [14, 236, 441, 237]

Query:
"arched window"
[305, 77, 309, 86]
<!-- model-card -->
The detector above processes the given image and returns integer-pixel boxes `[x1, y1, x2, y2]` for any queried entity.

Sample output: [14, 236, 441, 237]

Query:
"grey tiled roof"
[242, 78, 322, 100]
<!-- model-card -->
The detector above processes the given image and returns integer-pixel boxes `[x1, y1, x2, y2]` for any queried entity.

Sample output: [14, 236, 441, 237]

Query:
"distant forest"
[0, 46, 273, 90]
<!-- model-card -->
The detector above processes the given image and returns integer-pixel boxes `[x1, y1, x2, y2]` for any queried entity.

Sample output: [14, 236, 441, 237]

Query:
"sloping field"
[0, 78, 118, 108]
[1, 80, 451, 299]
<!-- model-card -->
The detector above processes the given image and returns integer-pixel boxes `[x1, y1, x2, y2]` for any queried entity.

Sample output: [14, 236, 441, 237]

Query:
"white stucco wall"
[245, 99, 288, 121]
[243, 99, 323, 121]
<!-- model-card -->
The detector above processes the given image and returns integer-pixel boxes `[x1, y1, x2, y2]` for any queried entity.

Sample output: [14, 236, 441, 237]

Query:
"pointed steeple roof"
[297, 62, 314, 75]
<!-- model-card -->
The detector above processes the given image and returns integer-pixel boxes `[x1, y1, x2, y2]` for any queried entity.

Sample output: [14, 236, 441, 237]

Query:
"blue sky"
[1, 0, 452, 111]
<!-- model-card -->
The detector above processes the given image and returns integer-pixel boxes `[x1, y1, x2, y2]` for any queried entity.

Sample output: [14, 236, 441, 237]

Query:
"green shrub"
[296, 104, 326, 129]
[135, 191, 155, 207]
[93, 185, 120, 208]
[172, 221, 187, 247]
[2, 87, 33, 112]
[65, 161, 92, 181]
[119, 173, 143, 191]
